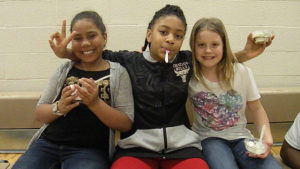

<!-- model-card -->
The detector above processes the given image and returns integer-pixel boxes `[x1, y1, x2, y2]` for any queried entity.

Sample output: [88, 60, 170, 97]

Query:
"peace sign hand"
[49, 20, 76, 58]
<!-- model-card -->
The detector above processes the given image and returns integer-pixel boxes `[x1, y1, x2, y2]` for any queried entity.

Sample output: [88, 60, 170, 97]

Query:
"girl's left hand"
[243, 33, 275, 60]
[246, 139, 273, 159]
[75, 78, 100, 107]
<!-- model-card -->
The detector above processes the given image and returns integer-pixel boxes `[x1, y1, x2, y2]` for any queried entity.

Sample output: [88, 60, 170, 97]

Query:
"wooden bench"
[246, 88, 300, 144]
[1, 88, 299, 169]
[0, 92, 41, 152]
[0, 92, 42, 129]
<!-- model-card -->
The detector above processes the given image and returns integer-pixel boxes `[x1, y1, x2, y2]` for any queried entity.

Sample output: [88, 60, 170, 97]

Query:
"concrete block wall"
[0, 0, 300, 92]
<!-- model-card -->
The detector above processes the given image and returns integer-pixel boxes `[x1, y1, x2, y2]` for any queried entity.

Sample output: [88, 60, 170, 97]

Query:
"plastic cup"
[244, 138, 267, 155]
[252, 30, 273, 44]
[70, 84, 82, 101]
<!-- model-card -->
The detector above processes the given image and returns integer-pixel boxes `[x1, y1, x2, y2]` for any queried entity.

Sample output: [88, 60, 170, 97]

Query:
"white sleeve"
[245, 66, 260, 101]
[285, 112, 300, 150]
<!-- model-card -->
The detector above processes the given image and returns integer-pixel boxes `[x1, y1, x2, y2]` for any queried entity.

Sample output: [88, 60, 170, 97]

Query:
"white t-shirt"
[189, 63, 260, 142]
[285, 112, 300, 150]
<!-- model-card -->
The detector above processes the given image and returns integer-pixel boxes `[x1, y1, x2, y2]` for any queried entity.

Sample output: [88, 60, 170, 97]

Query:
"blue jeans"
[12, 138, 108, 169]
[201, 137, 282, 169]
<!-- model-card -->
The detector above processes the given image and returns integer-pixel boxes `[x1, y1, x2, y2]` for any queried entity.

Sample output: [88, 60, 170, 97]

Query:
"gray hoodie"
[29, 60, 134, 161]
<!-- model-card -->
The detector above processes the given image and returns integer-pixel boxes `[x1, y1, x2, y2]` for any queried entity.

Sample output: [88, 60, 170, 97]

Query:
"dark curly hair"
[70, 11, 106, 35]
[142, 4, 187, 51]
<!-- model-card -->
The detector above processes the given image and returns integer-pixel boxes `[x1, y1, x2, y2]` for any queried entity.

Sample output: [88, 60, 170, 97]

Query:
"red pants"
[110, 156, 209, 169]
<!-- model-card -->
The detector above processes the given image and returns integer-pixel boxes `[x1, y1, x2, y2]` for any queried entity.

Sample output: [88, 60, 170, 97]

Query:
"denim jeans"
[12, 138, 108, 169]
[201, 137, 282, 169]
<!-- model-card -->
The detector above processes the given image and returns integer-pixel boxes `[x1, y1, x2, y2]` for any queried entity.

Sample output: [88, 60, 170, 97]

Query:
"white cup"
[70, 84, 82, 101]
[252, 30, 273, 44]
[244, 138, 267, 155]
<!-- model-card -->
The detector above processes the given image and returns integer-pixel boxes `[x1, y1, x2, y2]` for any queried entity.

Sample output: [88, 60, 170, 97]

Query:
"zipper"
[161, 63, 169, 159]
[162, 127, 167, 159]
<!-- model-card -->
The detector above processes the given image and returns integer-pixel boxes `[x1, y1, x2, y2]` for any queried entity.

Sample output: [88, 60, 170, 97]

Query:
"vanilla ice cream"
[252, 30, 272, 44]
[244, 138, 267, 155]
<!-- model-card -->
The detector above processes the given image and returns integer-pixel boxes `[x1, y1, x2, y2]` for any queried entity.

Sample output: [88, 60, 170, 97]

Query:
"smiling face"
[195, 30, 223, 71]
[71, 19, 107, 65]
[146, 15, 185, 62]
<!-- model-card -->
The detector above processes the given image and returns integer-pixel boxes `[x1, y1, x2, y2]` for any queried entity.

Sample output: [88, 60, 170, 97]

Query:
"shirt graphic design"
[173, 62, 190, 82]
[192, 90, 243, 131]
[64, 76, 111, 105]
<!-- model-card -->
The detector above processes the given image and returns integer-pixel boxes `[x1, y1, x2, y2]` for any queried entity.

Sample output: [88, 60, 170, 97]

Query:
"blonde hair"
[189, 17, 237, 91]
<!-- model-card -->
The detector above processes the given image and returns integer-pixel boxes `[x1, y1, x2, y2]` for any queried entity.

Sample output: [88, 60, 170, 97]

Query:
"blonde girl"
[189, 17, 281, 169]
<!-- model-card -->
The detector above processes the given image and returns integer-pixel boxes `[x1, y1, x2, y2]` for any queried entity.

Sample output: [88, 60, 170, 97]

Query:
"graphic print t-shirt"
[42, 66, 111, 150]
[189, 63, 260, 141]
